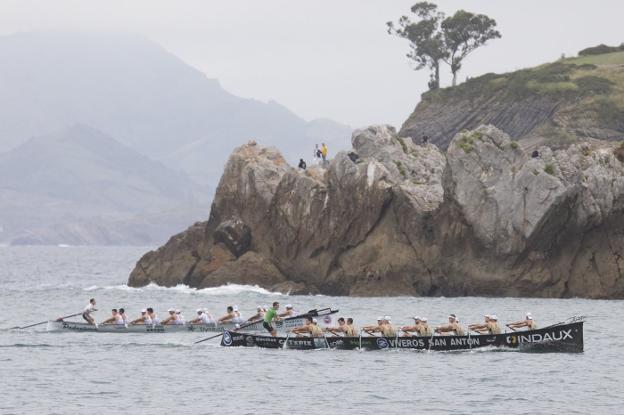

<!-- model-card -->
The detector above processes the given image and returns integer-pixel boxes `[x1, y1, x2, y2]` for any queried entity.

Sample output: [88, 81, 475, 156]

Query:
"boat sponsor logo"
[222, 331, 233, 346]
[245, 335, 255, 346]
[376, 338, 389, 349]
[507, 329, 573, 345]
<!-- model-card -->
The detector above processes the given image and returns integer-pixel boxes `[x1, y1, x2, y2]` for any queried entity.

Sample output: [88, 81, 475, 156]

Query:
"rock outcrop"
[129, 125, 624, 298]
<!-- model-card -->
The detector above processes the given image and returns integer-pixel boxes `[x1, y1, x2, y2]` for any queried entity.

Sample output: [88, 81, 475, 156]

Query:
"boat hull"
[221, 321, 584, 353]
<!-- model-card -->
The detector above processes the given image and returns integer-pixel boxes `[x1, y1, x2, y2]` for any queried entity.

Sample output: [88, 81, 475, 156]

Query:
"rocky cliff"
[129, 125, 624, 298]
[400, 53, 624, 150]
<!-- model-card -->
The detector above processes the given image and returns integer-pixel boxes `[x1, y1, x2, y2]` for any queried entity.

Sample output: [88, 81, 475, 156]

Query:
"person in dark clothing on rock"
[298, 158, 307, 170]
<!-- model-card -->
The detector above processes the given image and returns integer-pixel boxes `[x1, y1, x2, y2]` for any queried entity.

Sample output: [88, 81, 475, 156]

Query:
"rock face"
[129, 126, 624, 298]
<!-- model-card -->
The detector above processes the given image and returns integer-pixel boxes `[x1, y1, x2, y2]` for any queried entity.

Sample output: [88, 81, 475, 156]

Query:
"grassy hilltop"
[400, 47, 624, 150]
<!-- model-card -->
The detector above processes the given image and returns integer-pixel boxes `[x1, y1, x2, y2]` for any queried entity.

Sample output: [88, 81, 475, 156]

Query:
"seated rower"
[401, 316, 428, 336]
[218, 306, 236, 324]
[346, 318, 357, 337]
[232, 306, 244, 324]
[279, 304, 296, 318]
[130, 309, 152, 325]
[119, 308, 129, 325]
[435, 314, 465, 336]
[247, 306, 266, 322]
[507, 312, 538, 331]
[147, 307, 160, 325]
[364, 316, 396, 337]
[325, 317, 348, 336]
[160, 308, 179, 325]
[469, 314, 491, 334]
[361, 317, 384, 335]
[420, 317, 433, 336]
[291, 317, 324, 337]
[189, 309, 214, 325]
[175, 309, 185, 325]
[101, 309, 124, 325]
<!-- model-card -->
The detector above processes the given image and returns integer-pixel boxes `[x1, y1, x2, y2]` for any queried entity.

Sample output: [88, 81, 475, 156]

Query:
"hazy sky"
[1, 0, 622, 128]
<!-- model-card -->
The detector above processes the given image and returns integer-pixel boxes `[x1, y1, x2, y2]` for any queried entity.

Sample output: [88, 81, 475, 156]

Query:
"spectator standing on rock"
[321, 143, 328, 164]
[313, 144, 321, 165]
[298, 158, 307, 170]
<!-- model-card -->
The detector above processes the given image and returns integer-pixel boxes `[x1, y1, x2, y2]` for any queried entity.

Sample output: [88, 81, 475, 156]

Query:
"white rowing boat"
[47, 308, 339, 334]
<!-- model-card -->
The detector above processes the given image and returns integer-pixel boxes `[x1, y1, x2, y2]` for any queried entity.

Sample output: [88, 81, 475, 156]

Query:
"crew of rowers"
[287, 313, 537, 338]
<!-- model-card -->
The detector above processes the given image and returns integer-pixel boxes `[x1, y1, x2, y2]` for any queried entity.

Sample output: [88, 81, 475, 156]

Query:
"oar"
[505, 324, 517, 332]
[193, 320, 258, 344]
[11, 312, 84, 330]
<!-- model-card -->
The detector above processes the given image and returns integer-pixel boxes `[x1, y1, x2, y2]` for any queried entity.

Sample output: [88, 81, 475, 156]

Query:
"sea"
[1, 246, 623, 415]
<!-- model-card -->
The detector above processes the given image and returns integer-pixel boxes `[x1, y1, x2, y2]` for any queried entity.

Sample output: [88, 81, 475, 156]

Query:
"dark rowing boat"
[220, 320, 584, 353]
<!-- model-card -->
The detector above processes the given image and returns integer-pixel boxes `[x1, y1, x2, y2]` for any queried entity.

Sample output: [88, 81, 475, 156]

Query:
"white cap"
[167, 308, 175, 312]
[233, 306, 239, 312]
[257, 305, 263, 310]
[449, 314, 457, 320]
[286, 304, 293, 309]
[484, 314, 491, 319]
[312, 318, 318, 324]
[421, 317, 428, 322]
[175, 309, 181, 313]
[490, 315, 498, 321]
[141, 308, 147, 313]
[413, 316, 421, 321]
[377, 316, 383, 321]
[526, 313, 533, 320]
[384, 315, 392, 322]
[196, 309, 203, 313]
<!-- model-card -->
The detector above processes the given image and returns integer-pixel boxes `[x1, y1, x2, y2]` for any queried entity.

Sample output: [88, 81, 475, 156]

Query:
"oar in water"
[11, 312, 84, 330]
[193, 320, 258, 344]
[282, 331, 291, 350]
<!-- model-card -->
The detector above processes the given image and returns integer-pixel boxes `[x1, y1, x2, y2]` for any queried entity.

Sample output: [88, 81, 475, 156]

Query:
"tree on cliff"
[387, 2, 501, 89]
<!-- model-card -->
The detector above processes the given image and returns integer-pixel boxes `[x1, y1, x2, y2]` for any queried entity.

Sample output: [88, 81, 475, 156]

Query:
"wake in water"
[83, 282, 284, 296]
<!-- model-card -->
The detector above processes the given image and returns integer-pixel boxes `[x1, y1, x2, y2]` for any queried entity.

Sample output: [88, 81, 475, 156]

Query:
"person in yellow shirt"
[321, 143, 328, 163]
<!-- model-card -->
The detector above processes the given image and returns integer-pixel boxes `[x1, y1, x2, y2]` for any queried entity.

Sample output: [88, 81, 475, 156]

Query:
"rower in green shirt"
[263, 301, 281, 337]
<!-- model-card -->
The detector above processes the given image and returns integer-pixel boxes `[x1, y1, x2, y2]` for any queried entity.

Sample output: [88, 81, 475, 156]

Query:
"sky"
[1, 0, 622, 128]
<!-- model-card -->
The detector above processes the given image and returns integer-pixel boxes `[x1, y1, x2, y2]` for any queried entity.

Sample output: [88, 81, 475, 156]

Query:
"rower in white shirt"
[189, 309, 214, 325]
[161, 308, 179, 325]
[130, 309, 152, 325]
[232, 306, 244, 324]
[82, 298, 97, 325]
[101, 309, 124, 325]
[175, 309, 185, 325]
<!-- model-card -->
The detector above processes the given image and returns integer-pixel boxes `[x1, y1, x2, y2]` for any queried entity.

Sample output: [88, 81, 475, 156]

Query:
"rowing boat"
[46, 307, 339, 334]
[220, 320, 584, 353]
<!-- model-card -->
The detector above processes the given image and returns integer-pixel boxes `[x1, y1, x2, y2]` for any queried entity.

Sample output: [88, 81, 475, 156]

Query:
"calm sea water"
[0, 246, 623, 414]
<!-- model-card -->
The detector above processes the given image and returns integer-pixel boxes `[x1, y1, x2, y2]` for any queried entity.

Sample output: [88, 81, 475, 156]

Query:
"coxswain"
[291, 317, 324, 337]
[346, 318, 357, 337]
[189, 309, 213, 325]
[247, 306, 265, 322]
[279, 304, 296, 318]
[101, 309, 124, 325]
[147, 307, 160, 325]
[325, 317, 348, 336]
[160, 308, 179, 325]
[263, 302, 281, 337]
[130, 309, 152, 325]
[218, 306, 236, 324]
[401, 316, 427, 336]
[507, 312, 538, 331]
[82, 298, 97, 325]
[435, 314, 465, 336]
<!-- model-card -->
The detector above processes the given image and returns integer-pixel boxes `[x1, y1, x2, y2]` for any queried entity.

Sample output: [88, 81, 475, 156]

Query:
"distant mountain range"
[0, 32, 352, 245]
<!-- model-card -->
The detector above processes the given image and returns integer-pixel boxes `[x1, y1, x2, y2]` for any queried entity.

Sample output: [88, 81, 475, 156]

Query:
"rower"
[160, 308, 179, 325]
[468, 314, 491, 334]
[435, 314, 465, 336]
[189, 309, 213, 325]
[291, 317, 324, 337]
[119, 308, 129, 325]
[363, 316, 396, 337]
[147, 307, 160, 325]
[279, 304, 296, 318]
[82, 298, 97, 325]
[507, 312, 538, 331]
[232, 306, 243, 324]
[361, 317, 384, 335]
[346, 318, 357, 337]
[218, 306, 236, 324]
[401, 316, 427, 336]
[101, 309, 124, 325]
[130, 309, 152, 325]
[247, 306, 265, 322]
[175, 309, 185, 325]
[325, 317, 348, 336]
[263, 301, 281, 337]
[420, 317, 433, 336]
